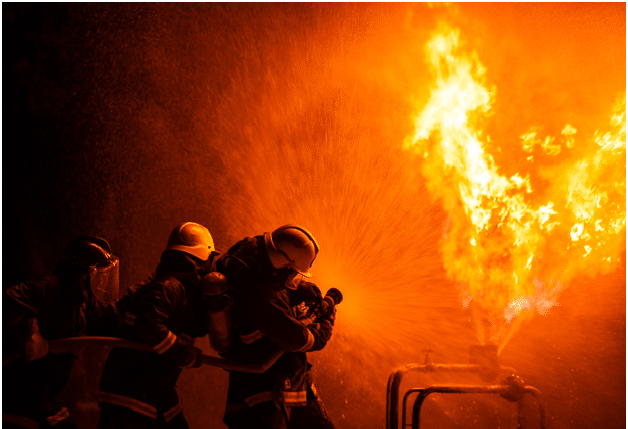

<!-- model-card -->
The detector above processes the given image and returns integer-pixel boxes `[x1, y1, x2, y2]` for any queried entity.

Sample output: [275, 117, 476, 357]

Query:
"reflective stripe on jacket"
[283, 390, 307, 407]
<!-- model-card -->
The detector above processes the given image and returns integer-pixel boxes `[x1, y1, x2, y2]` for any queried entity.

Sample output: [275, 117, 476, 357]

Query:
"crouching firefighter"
[97, 222, 219, 429]
[3, 236, 120, 429]
[216, 224, 337, 429]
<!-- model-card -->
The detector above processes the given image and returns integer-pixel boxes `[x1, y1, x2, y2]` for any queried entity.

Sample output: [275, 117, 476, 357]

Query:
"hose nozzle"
[302, 287, 343, 325]
[321, 287, 343, 316]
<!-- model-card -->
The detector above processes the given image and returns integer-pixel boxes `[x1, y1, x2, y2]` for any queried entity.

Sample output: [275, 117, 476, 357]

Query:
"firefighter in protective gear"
[3, 236, 120, 429]
[216, 224, 336, 429]
[97, 222, 219, 429]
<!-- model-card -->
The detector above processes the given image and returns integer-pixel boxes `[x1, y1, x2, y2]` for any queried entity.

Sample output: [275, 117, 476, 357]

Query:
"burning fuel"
[404, 25, 626, 350]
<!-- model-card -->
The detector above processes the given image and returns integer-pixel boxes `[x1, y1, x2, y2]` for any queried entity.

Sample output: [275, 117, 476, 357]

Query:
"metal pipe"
[386, 363, 518, 429]
[3, 336, 282, 374]
[402, 388, 424, 428]
[411, 384, 545, 429]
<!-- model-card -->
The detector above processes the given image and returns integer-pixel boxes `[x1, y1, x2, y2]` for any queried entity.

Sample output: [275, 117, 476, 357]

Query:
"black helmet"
[65, 236, 113, 272]
[63, 236, 119, 303]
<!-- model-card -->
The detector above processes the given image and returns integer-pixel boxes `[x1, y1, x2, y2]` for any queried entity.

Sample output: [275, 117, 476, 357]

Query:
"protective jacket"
[216, 235, 326, 424]
[97, 251, 208, 425]
[3, 267, 118, 428]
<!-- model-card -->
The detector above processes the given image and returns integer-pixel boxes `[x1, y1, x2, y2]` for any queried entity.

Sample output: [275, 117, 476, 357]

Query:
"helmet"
[65, 236, 113, 270]
[167, 222, 215, 261]
[65, 236, 119, 303]
[264, 225, 319, 277]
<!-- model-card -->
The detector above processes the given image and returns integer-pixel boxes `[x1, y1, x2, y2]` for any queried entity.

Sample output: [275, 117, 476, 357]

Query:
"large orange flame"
[405, 25, 626, 350]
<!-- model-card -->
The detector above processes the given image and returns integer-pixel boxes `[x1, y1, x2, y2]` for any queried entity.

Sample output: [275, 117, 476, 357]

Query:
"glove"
[307, 319, 333, 352]
[294, 281, 324, 310]
[172, 334, 203, 368]
[325, 305, 337, 326]
[23, 319, 49, 362]
[177, 345, 203, 368]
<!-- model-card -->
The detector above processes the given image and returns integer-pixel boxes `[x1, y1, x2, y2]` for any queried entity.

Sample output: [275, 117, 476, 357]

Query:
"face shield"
[89, 255, 120, 303]
[264, 233, 311, 290]
[284, 266, 314, 290]
[264, 227, 318, 289]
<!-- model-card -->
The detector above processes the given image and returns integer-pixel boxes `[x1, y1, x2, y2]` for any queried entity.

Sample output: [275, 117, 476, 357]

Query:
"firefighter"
[97, 222, 219, 429]
[216, 224, 336, 429]
[3, 236, 120, 429]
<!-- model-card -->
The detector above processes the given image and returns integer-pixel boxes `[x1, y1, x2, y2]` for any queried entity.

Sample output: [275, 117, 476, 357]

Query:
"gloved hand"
[173, 334, 203, 368]
[325, 305, 337, 326]
[295, 281, 324, 310]
[307, 319, 333, 352]
[179, 346, 203, 368]
[23, 319, 49, 362]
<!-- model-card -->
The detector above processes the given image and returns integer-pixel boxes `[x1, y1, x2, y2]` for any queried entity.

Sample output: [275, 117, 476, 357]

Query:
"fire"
[405, 25, 626, 349]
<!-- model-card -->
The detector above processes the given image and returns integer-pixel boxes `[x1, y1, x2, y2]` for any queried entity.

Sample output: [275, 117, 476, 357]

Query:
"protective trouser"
[2, 354, 76, 429]
[289, 398, 336, 429]
[97, 344, 187, 429]
[224, 401, 288, 429]
[225, 383, 335, 429]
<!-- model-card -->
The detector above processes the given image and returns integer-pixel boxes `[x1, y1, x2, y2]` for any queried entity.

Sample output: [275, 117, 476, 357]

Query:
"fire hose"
[4, 287, 343, 372]
[2, 336, 283, 373]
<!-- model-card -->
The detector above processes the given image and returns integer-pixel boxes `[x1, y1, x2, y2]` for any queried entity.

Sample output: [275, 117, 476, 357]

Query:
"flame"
[405, 25, 626, 348]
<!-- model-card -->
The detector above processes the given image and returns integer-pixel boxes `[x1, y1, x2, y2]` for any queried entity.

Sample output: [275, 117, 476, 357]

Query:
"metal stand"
[407, 375, 546, 429]
[386, 347, 545, 429]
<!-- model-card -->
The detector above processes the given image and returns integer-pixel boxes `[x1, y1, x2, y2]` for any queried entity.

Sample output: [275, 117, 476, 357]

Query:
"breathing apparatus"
[164, 222, 232, 353]
[201, 272, 235, 355]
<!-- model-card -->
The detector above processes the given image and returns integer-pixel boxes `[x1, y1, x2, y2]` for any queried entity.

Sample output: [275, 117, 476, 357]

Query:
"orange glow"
[404, 25, 626, 350]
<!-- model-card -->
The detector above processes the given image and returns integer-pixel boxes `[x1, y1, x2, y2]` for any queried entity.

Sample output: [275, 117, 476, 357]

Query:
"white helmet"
[264, 224, 319, 278]
[167, 222, 215, 261]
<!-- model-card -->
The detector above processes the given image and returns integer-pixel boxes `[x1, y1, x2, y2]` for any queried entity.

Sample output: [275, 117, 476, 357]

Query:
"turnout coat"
[216, 235, 317, 423]
[98, 253, 208, 423]
[3, 268, 118, 427]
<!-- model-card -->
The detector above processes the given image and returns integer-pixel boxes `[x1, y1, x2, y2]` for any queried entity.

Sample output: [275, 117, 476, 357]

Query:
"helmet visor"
[89, 255, 120, 303]
[273, 245, 314, 278]
[285, 270, 304, 290]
